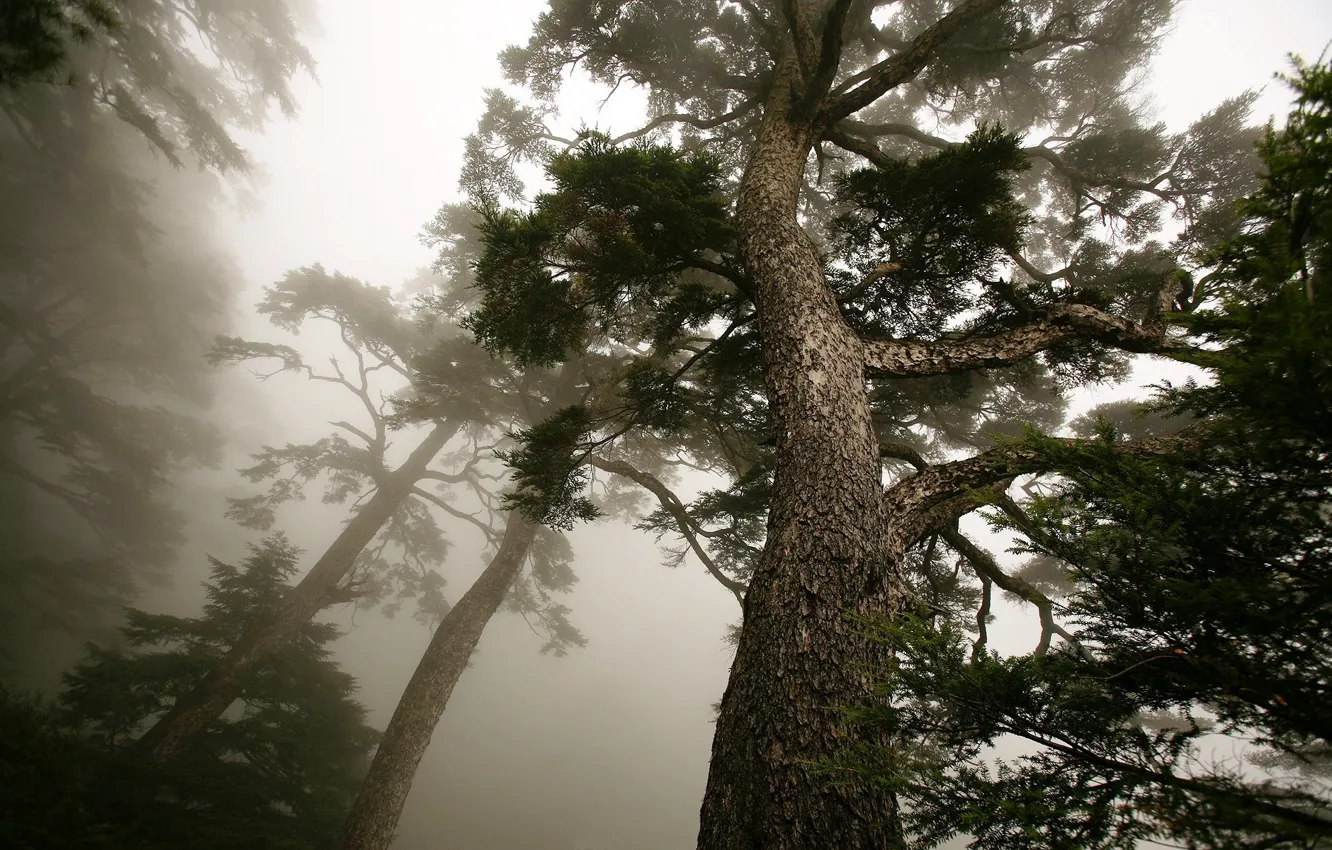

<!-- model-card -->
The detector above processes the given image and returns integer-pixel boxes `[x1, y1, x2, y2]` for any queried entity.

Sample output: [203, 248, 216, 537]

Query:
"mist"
[3, 1, 1331, 849]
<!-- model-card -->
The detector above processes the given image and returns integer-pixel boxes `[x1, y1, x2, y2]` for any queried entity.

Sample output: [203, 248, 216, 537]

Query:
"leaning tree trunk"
[135, 420, 459, 760]
[336, 514, 538, 850]
[696, 54, 909, 849]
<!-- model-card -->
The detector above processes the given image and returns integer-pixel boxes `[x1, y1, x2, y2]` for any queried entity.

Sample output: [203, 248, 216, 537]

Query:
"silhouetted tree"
[447, 1, 1262, 845]
[0, 535, 379, 849]
[839, 57, 1332, 849]
[136, 269, 587, 781]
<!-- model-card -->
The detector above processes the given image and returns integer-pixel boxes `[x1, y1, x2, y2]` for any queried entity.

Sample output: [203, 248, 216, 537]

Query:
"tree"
[836, 56, 1332, 850]
[135, 266, 589, 790]
[448, 1, 1261, 845]
[0, 535, 380, 850]
[0, 0, 314, 677]
[133, 267, 468, 757]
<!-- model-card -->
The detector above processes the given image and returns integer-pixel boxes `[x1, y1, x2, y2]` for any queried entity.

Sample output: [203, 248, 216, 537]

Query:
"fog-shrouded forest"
[3, 1, 1332, 848]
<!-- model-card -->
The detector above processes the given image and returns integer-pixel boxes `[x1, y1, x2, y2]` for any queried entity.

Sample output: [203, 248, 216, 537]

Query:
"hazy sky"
[215, 3, 1332, 848]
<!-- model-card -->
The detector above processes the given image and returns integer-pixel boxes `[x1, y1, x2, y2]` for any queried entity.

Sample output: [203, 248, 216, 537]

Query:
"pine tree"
[1, 535, 379, 849]
[837, 57, 1332, 849]
[441, 2, 1263, 845]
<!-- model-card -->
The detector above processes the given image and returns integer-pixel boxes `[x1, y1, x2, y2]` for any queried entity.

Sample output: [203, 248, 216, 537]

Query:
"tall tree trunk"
[336, 514, 538, 850]
[135, 420, 459, 760]
[697, 54, 908, 849]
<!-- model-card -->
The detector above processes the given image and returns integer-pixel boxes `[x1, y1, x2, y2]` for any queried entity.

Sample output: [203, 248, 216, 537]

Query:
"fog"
[3, 1, 1330, 848]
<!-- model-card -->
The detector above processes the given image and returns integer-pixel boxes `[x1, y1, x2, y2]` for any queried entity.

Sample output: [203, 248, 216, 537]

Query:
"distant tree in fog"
[0, 535, 378, 849]
[135, 266, 586, 765]
[0, 0, 314, 677]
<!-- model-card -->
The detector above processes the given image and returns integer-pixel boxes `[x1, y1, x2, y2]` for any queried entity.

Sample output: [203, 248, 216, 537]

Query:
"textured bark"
[697, 49, 906, 849]
[861, 302, 1177, 377]
[135, 420, 459, 760]
[336, 514, 538, 850]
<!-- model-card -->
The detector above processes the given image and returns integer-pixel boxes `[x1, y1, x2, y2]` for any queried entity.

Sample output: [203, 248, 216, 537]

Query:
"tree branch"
[941, 525, 1086, 659]
[882, 427, 1208, 547]
[861, 301, 1186, 378]
[410, 487, 499, 543]
[589, 457, 747, 606]
[821, 0, 1008, 121]
[794, 0, 855, 121]
[608, 96, 761, 146]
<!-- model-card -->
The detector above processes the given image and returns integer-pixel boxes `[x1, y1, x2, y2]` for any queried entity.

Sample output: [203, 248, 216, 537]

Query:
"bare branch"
[411, 486, 499, 543]
[941, 525, 1087, 659]
[589, 457, 747, 606]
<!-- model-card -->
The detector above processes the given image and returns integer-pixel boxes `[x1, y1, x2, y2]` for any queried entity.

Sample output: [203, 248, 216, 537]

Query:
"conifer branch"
[608, 96, 762, 146]
[883, 427, 1209, 545]
[941, 525, 1086, 659]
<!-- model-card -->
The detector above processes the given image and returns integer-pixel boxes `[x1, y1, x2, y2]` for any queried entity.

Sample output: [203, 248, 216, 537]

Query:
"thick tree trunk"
[696, 56, 908, 849]
[336, 514, 538, 850]
[135, 420, 459, 760]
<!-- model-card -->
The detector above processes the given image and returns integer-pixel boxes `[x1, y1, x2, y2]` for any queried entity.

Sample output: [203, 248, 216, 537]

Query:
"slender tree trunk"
[135, 420, 459, 760]
[336, 514, 538, 850]
[696, 54, 908, 849]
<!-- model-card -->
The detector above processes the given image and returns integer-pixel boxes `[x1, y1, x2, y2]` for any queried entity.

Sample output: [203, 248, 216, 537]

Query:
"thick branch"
[821, 0, 1008, 121]
[794, 0, 855, 120]
[883, 427, 1208, 544]
[589, 457, 747, 606]
[862, 302, 1185, 378]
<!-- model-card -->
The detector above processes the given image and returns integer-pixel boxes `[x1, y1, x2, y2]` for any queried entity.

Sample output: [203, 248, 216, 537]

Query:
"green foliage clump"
[0, 536, 379, 849]
[468, 135, 738, 367]
[496, 405, 601, 530]
[830, 124, 1032, 339]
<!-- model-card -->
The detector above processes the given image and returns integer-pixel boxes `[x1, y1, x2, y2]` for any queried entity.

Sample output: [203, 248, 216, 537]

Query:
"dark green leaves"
[496, 406, 600, 530]
[469, 136, 738, 366]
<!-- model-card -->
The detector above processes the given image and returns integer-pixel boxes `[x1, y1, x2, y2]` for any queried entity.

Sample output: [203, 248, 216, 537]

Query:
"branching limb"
[882, 426, 1208, 546]
[781, 0, 820, 79]
[589, 457, 747, 606]
[821, 0, 1008, 121]
[941, 525, 1088, 659]
[410, 486, 500, 544]
[861, 301, 1187, 378]
[793, 0, 855, 120]
[608, 96, 761, 146]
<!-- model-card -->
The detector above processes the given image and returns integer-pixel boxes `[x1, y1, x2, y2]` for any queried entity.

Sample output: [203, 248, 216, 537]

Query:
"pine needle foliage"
[1, 536, 379, 849]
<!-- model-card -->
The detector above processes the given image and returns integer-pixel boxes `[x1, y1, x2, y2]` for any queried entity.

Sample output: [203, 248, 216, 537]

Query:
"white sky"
[213, 3, 1332, 848]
